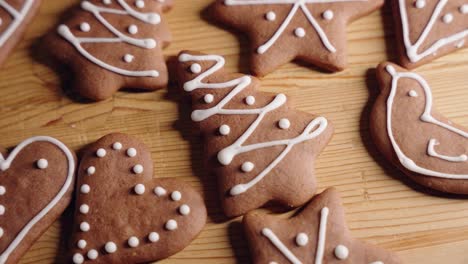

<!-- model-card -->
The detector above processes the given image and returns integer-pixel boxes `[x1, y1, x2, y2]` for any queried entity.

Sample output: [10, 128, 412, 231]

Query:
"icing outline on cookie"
[0, 0, 35, 47]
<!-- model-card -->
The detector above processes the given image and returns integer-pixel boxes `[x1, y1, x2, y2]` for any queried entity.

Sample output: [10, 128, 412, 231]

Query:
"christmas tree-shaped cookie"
[176, 51, 334, 217]
[44, 0, 173, 101]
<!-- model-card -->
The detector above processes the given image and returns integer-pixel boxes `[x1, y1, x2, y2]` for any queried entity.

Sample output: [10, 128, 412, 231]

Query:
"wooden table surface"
[3, 0, 468, 263]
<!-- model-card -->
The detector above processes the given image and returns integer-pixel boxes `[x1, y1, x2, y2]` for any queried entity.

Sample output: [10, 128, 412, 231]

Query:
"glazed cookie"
[0, 0, 41, 66]
[391, 0, 468, 69]
[70, 133, 206, 264]
[211, 0, 384, 76]
[44, 0, 173, 101]
[371, 63, 468, 194]
[176, 51, 334, 217]
[0, 136, 76, 264]
[244, 188, 401, 264]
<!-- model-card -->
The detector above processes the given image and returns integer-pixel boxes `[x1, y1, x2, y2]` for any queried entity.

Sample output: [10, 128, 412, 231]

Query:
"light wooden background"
[3, 0, 467, 263]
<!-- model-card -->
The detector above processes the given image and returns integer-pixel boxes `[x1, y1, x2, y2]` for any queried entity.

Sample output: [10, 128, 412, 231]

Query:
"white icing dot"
[96, 148, 106, 158]
[266, 11, 276, 21]
[113, 142, 123, 150]
[134, 184, 146, 195]
[77, 239, 87, 249]
[133, 164, 144, 174]
[0, 205, 5, 215]
[123, 54, 134, 63]
[415, 0, 425, 8]
[334, 245, 349, 260]
[0, 186, 5, 195]
[128, 24, 138, 34]
[408, 90, 418, 97]
[103, 0, 112, 4]
[73, 253, 84, 264]
[154, 186, 167, 196]
[295, 233, 309, 246]
[278, 118, 291, 129]
[80, 222, 90, 232]
[322, 10, 334, 20]
[80, 184, 91, 194]
[171, 191, 182, 201]
[179, 204, 191, 215]
[80, 22, 90, 32]
[461, 4, 468, 14]
[269, 262, 279, 264]
[0, 227, 3, 238]
[105, 242, 117, 253]
[127, 148, 137, 157]
[128, 236, 140, 247]
[148, 232, 160, 242]
[245, 95, 255, 105]
[219, 124, 231, 135]
[135, 0, 145, 8]
[87, 166, 96, 175]
[79, 204, 90, 214]
[165, 219, 178, 230]
[241, 161, 255, 172]
[442, 13, 454, 24]
[204, 94, 214, 104]
[37, 159, 48, 169]
[190, 63, 202, 74]
[294, 27, 306, 38]
[87, 249, 99, 260]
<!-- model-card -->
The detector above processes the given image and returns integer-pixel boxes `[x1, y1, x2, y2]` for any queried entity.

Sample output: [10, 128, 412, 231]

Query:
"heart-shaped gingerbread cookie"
[71, 133, 207, 264]
[0, 136, 76, 264]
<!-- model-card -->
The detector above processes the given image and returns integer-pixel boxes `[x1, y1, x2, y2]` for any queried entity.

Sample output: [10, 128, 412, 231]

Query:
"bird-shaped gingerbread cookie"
[371, 62, 468, 194]
[244, 188, 401, 264]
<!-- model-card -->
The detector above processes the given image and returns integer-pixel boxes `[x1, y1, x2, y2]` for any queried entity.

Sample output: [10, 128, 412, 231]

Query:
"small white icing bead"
[148, 232, 160, 242]
[171, 191, 182, 201]
[127, 148, 137, 157]
[241, 161, 254, 172]
[266, 11, 276, 21]
[0, 205, 5, 215]
[80, 184, 91, 194]
[123, 54, 134, 63]
[294, 27, 306, 38]
[190, 63, 202, 74]
[128, 236, 140, 247]
[87, 166, 96, 175]
[322, 10, 334, 20]
[154, 186, 167, 196]
[133, 164, 144, 174]
[135, 0, 145, 8]
[87, 249, 99, 260]
[79, 204, 90, 214]
[128, 24, 138, 34]
[105, 242, 117, 253]
[165, 219, 178, 230]
[179, 204, 191, 215]
[245, 95, 255, 105]
[334, 244, 349, 260]
[113, 142, 123, 150]
[96, 148, 106, 158]
[278, 118, 291, 129]
[80, 22, 90, 32]
[73, 253, 84, 264]
[80, 222, 90, 232]
[134, 184, 146, 195]
[219, 124, 231, 135]
[77, 239, 87, 249]
[415, 0, 425, 8]
[0, 227, 3, 238]
[204, 94, 214, 103]
[103, 0, 112, 4]
[37, 159, 48, 169]
[369, 262, 384, 264]
[460, 4, 468, 14]
[442, 13, 454, 24]
[295, 233, 309, 246]
[408, 90, 418, 97]
[269, 262, 279, 264]
[0, 186, 5, 195]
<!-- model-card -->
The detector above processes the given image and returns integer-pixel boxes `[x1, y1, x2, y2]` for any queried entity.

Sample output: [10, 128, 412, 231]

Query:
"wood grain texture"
[1, 0, 466, 263]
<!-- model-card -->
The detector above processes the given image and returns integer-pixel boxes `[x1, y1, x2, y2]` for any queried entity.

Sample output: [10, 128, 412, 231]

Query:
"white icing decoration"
[165, 219, 178, 230]
[0, 205, 5, 215]
[461, 4, 468, 14]
[77, 239, 87, 249]
[80, 204, 90, 214]
[96, 148, 107, 157]
[385, 65, 468, 179]
[0, 186, 5, 195]
[241, 161, 255, 172]
[261, 228, 301, 264]
[219, 124, 231, 135]
[415, 0, 425, 8]
[103, 0, 112, 4]
[57, 0, 160, 77]
[148, 232, 160, 242]
[179, 53, 328, 196]
[322, 10, 333, 20]
[442, 13, 453, 24]
[190, 63, 202, 74]
[154, 186, 167, 196]
[127, 148, 137, 157]
[133, 164, 144, 174]
[87, 166, 96, 175]
[128, 24, 138, 34]
[128, 236, 140, 247]
[134, 183, 146, 194]
[334, 244, 349, 260]
[0, 0, 35, 48]
[369, 262, 384, 264]
[171, 191, 182, 201]
[105, 242, 117, 253]
[113, 142, 123, 150]
[87, 249, 98, 260]
[398, 0, 468, 63]
[80, 184, 91, 194]
[179, 204, 191, 215]
[266, 11, 276, 21]
[37, 159, 48, 169]
[295, 233, 308, 247]
[73, 253, 84, 264]
[135, 0, 145, 8]
[80, 22, 91, 32]
[315, 207, 329, 264]
[278, 118, 291, 129]
[0, 228, 3, 238]
[123, 54, 134, 63]
[408, 90, 418, 97]
[294, 27, 306, 38]
[245, 95, 255, 105]
[0, 137, 75, 264]
[204, 94, 214, 104]
[80, 222, 90, 232]
[427, 139, 467, 162]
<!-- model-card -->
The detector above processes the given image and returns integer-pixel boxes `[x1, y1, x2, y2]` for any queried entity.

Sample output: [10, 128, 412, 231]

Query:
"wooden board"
[2, 0, 467, 263]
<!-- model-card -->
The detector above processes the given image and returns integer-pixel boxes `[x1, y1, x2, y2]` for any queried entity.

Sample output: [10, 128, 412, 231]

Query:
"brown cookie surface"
[176, 51, 334, 217]
[392, 0, 468, 69]
[244, 188, 401, 264]
[0, 0, 41, 67]
[371, 62, 468, 194]
[44, 0, 173, 101]
[71, 133, 207, 264]
[0, 136, 76, 264]
[211, 0, 383, 76]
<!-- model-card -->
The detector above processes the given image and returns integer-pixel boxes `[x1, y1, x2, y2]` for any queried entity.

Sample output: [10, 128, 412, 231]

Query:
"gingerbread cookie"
[70, 133, 206, 264]
[211, 0, 384, 76]
[391, 0, 468, 69]
[0, 136, 76, 264]
[0, 0, 41, 67]
[176, 51, 334, 217]
[371, 62, 468, 194]
[244, 188, 401, 264]
[44, 0, 173, 101]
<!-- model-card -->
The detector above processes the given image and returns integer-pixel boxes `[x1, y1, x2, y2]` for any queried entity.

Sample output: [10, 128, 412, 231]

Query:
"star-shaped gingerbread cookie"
[212, 0, 384, 76]
[244, 188, 401, 264]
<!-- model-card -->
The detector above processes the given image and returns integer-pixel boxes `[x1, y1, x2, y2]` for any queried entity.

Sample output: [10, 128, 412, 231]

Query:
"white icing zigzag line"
[261, 228, 302, 264]
[427, 139, 467, 163]
[179, 53, 328, 196]
[385, 65, 468, 179]
[57, 0, 160, 77]
[0, 0, 34, 47]
[0, 136, 75, 264]
[224, 0, 367, 54]
[399, 0, 468, 63]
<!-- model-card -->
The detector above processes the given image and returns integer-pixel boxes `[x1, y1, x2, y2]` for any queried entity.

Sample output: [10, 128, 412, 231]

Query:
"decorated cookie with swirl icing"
[211, 0, 384, 76]
[371, 62, 468, 194]
[391, 0, 468, 69]
[70, 133, 206, 264]
[44, 0, 173, 101]
[0, 136, 76, 264]
[176, 51, 334, 217]
[0, 0, 41, 67]
[244, 188, 401, 264]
